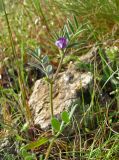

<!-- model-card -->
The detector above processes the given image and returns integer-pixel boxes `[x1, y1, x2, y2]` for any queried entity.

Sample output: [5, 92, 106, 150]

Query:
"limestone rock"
[29, 63, 93, 130]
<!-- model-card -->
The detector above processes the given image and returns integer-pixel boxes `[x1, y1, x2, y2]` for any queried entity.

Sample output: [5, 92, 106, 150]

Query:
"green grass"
[0, 0, 119, 159]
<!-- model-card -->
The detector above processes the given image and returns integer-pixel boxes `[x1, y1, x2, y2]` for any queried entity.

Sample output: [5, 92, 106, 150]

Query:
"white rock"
[29, 63, 93, 130]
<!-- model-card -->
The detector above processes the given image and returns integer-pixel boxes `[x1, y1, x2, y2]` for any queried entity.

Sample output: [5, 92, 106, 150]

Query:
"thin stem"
[44, 137, 56, 160]
[49, 81, 54, 119]
[49, 81, 55, 135]
[49, 49, 65, 135]
[53, 50, 65, 81]
[44, 124, 64, 160]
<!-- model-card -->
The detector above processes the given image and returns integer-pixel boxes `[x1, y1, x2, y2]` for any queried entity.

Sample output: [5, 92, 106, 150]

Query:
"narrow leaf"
[67, 42, 79, 48]
[69, 104, 78, 119]
[21, 137, 48, 150]
[21, 122, 29, 132]
[64, 25, 70, 40]
[71, 29, 86, 41]
[73, 15, 79, 29]
[16, 135, 26, 142]
[67, 19, 75, 33]
[53, 31, 59, 40]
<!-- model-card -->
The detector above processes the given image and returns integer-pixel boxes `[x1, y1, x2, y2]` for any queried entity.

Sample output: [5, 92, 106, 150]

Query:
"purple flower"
[55, 37, 68, 49]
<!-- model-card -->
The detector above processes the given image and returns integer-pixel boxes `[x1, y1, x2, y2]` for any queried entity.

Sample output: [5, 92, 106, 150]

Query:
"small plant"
[28, 17, 84, 134]
[1, 1, 119, 159]
[27, 17, 84, 159]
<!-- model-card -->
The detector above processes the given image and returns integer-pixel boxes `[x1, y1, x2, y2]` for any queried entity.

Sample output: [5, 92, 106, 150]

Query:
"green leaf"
[27, 49, 41, 62]
[67, 19, 75, 34]
[73, 15, 79, 29]
[32, 0, 42, 14]
[69, 104, 78, 119]
[71, 28, 85, 41]
[64, 25, 70, 40]
[21, 137, 48, 150]
[39, 155, 43, 160]
[42, 55, 49, 64]
[25, 155, 36, 160]
[46, 65, 53, 75]
[21, 122, 29, 132]
[51, 118, 61, 132]
[20, 148, 36, 159]
[35, 48, 41, 57]
[28, 62, 45, 74]
[61, 111, 70, 123]
[21, 148, 29, 158]
[67, 42, 79, 48]
[53, 31, 59, 40]
[16, 134, 26, 142]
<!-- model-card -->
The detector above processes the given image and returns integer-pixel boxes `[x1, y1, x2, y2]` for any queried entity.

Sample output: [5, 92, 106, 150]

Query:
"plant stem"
[53, 50, 65, 81]
[45, 105, 77, 159]
[49, 50, 65, 135]
[44, 137, 56, 160]
[49, 82, 53, 118]
[49, 81, 54, 135]
[44, 125, 63, 160]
